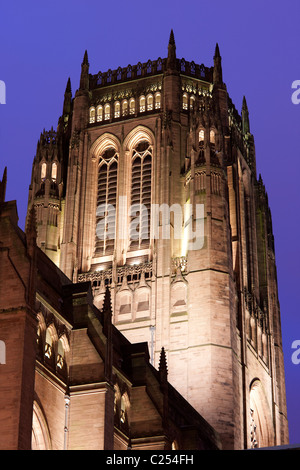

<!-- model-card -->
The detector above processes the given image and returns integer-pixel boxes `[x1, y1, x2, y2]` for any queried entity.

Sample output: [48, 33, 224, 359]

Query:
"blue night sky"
[0, 0, 299, 446]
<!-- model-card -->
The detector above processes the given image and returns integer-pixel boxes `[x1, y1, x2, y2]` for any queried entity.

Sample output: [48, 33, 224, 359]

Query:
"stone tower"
[26, 31, 289, 449]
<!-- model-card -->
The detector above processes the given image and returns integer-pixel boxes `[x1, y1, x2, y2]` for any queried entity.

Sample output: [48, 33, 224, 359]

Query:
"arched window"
[147, 60, 152, 74]
[155, 92, 161, 109]
[122, 100, 128, 117]
[51, 162, 57, 181]
[97, 73, 102, 85]
[182, 93, 188, 110]
[129, 98, 135, 115]
[120, 395, 126, 423]
[146, 94, 153, 111]
[199, 129, 205, 143]
[139, 96, 146, 113]
[57, 338, 65, 369]
[190, 95, 195, 110]
[97, 105, 103, 122]
[95, 147, 118, 256]
[210, 129, 215, 144]
[104, 104, 111, 120]
[89, 107, 95, 123]
[129, 140, 152, 250]
[41, 163, 47, 180]
[127, 65, 132, 79]
[44, 328, 53, 359]
[114, 101, 120, 118]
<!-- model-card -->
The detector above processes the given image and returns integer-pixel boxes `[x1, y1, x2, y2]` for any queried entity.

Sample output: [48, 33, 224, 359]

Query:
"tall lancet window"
[95, 147, 118, 256]
[129, 140, 152, 250]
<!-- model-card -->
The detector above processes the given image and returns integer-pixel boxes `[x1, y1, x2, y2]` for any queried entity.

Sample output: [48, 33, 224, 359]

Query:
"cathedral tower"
[26, 32, 289, 449]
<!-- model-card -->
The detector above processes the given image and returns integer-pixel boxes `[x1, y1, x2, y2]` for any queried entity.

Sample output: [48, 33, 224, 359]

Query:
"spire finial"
[242, 95, 250, 134]
[169, 29, 175, 46]
[65, 77, 71, 94]
[214, 42, 221, 59]
[159, 347, 168, 376]
[80, 50, 89, 90]
[0, 167, 7, 204]
[102, 284, 112, 319]
[82, 50, 89, 66]
[213, 42, 223, 85]
[63, 77, 72, 115]
[167, 30, 176, 71]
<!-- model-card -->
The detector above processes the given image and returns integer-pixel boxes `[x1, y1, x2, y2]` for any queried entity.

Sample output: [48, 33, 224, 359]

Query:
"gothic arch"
[90, 132, 121, 161]
[249, 378, 274, 448]
[31, 400, 51, 450]
[90, 133, 120, 259]
[123, 126, 154, 253]
[123, 125, 155, 152]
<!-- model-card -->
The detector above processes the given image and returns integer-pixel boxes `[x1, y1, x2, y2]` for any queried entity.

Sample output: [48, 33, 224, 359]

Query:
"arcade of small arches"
[36, 314, 69, 377]
[182, 90, 212, 112]
[89, 92, 161, 124]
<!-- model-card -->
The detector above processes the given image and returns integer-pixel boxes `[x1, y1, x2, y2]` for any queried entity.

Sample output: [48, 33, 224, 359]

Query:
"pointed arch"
[123, 125, 155, 151]
[91, 134, 120, 257]
[124, 126, 154, 252]
[31, 400, 51, 450]
[249, 379, 274, 448]
[90, 133, 121, 161]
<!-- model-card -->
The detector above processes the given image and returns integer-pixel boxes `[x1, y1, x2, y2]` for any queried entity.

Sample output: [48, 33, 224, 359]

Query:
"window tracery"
[129, 140, 152, 250]
[97, 105, 103, 122]
[89, 107, 95, 123]
[41, 162, 47, 180]
[95, 147, 118, 257]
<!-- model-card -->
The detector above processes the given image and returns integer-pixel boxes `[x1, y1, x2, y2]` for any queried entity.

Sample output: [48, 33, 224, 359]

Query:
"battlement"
[89, 57, 212, 90]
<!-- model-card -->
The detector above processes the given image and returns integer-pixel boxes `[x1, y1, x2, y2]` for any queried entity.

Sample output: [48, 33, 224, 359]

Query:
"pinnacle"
[214, 42, 221, 59]
[82, 50, 89, 66]
[65, 77, 71, 94]
[0, 166, 7, 203]
[169, 29, 175, 46]
[159, 347, 168, 374]
[242, 95, 248, 111]
[2, 166, 7, 184]
[102, 284, 112, 317]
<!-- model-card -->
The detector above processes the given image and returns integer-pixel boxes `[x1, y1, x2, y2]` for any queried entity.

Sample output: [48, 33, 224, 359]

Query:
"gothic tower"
[26, 32, 289, 449]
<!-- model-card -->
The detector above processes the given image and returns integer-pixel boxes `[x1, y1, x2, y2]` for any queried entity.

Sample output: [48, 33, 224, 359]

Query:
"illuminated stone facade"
[0, 194, 220, 450]
[24, 31, 289, 449]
